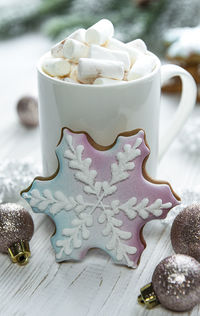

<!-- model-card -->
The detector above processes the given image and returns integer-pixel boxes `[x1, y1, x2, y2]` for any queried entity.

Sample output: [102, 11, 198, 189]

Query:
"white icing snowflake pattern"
[23, 132, 173, 267]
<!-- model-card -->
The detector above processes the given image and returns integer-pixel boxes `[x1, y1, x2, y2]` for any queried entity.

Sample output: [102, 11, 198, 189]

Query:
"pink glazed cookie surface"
[22, 128, 180, 268]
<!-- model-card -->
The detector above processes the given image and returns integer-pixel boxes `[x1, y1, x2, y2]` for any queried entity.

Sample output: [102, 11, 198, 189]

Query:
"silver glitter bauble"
[0, 203, 34, 265]
[152, 254, 200, 312]
[171, 204, 200, 262]
[17, 96, 38, 128]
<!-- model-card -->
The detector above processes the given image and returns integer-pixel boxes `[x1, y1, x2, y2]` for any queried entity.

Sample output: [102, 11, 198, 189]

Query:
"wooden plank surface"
[0, 33, 200, 316]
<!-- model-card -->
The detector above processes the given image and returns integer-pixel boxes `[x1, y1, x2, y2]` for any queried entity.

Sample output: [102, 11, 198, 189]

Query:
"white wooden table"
[0, 33, 200, 316]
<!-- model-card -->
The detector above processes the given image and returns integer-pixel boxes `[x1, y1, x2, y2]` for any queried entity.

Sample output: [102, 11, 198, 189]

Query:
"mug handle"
[159, 64, 197, 161]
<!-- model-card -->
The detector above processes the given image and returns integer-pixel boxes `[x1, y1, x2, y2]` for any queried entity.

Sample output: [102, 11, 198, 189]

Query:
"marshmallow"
[85, 19, 114, 45]
[106, 38, 141, 64]
[89, 45, 130, 71]
[126, 39, 147, 54]
[63, 77, 77, 83]
[93, 77, 124, 85]
[63, 39, 89, 63]
[78, 58, 124, 83]
[51, 29, 86, 58]
[127, 55, 156, 81]
[42, 58, 71, 77]
[51, 40, 65, 58]
[69, 63, 78, 81]
[68, 28, 86, 43]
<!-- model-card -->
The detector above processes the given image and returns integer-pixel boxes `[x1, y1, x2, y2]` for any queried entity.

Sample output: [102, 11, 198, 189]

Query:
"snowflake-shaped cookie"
[22, 128, 180, 268]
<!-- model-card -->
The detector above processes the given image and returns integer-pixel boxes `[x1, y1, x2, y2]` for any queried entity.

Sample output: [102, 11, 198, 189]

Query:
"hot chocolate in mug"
[37, 52, 196, 177]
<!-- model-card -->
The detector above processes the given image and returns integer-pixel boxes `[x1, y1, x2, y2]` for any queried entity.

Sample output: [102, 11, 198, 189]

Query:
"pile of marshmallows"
[42, 19, 156, 85]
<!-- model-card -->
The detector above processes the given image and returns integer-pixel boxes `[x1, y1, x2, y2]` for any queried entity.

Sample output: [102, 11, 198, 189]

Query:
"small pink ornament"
[17, 96, 38, 128]
[22, 128, 179, 268]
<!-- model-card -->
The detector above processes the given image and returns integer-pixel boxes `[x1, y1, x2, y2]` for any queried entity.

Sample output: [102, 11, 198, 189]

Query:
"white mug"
[37, 52, 197, 177]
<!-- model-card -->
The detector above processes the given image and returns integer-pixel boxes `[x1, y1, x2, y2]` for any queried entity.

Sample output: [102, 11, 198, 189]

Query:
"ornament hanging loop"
[138, 283, 160, 309]
[8, 240, 30, 266]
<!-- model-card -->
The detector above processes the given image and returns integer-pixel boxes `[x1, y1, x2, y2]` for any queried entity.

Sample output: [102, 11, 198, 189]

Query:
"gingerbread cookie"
[162, 26, 200, 102]
[164, 26, 200, 65]
[21, 128, 180, 268]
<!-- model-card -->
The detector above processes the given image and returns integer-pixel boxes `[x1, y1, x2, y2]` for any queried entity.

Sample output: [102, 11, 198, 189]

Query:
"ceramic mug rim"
[37, 51, 161, 89]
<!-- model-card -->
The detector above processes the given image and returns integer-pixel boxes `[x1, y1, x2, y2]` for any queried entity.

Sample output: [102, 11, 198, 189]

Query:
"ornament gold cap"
[8, 240, 31, 266]
[138, 282, 160, 309]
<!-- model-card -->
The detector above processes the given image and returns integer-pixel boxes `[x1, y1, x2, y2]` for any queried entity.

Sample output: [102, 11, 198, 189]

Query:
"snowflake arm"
[23, 189, 95, 215]
[110, 197, 172, 220]
[64, 134, 98, 195]
[110, 138, 142, 186]
[98, 209, 137, 267]
[56, 212, 93, 259]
